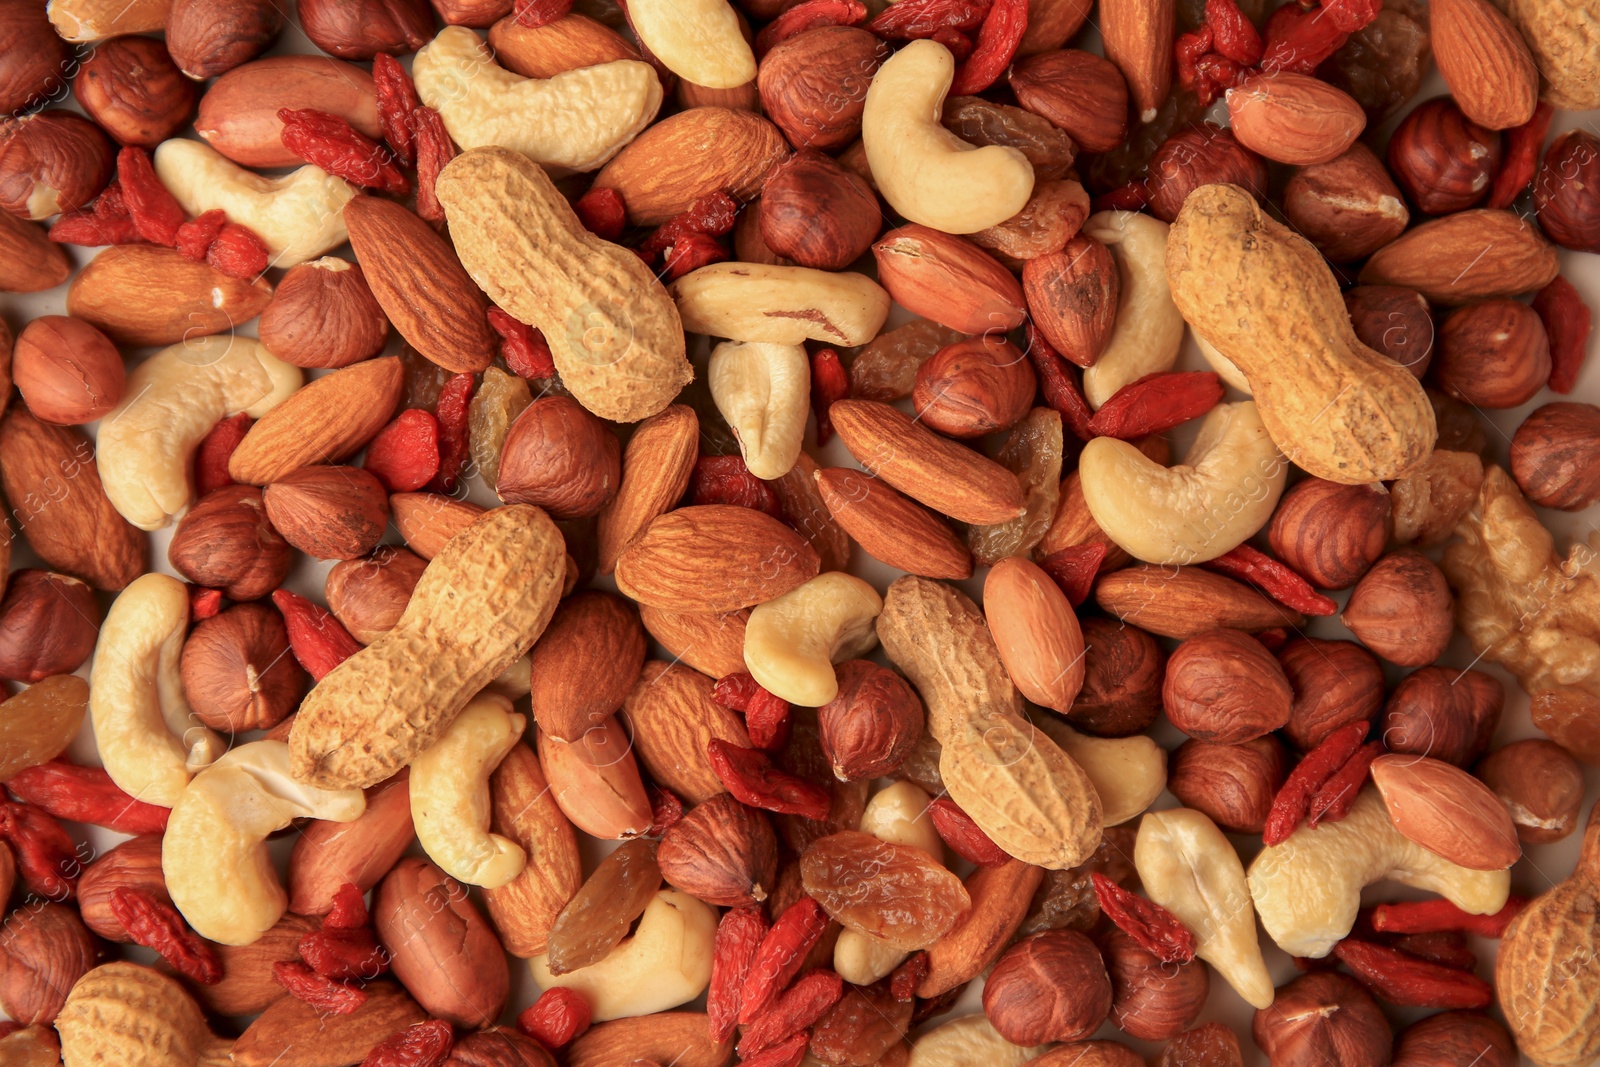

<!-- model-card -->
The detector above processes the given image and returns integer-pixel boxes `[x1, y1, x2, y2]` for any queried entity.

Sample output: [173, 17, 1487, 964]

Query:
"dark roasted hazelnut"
[1253, 972, 1390, 1067]
[1283, 143, 1408, 262]
[1476, 739, 1585, 844]
[1162, 628, 1293, 744]
[656, 792, 777, 908]
[180, 602, 306, 733]
[756, 27, 887, 151]
[1392, 1010, 1515, 1067]
[1101, 926, 1208, 1041]
[1343, 285, 1434, 379]
[1268, 477, 1392, 590]
[758, 149, 880, 271]
[1068, 617, 1165, 737]
[1168, 735, 1286, 834]
[1510, 401, 1600, 510]
[1341, 550, 1454, 667]
[1147, 123, 1268, 224]
[1533, 129, 1600, 253]
[496, 396, 622, 519]
[1387, 96, 1501, 215]
[1276, 638, 1386, 751]
[0, 569, 100, 682]
[983, 930, 1112, 1045]
[1382, 665, 1502, 766]
[818, 659, 925, 782]
[1432, 299, 1551, 409]
[74, 36, 198, 148]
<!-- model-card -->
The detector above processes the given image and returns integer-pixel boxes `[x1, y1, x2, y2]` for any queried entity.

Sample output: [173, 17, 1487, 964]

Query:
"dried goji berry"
[365, 409, 442, 492]
[1092, 872, 1198, 964]
[746, 688, 792, 752]
[932, 26, 975, 60]
[272, 589, 362, 681]
[869, 0, 989, 38]
[929, 797, 1009, 867]
[512, 0, 572, 27]
[708, 740, 833, 820]
[188, 585, 223, 621]
[1207, 0, 1263, 64]
[810, 348, 849, 446]
[372, 52, 422, 166]
[1486, 101, 1554, 209]
[662, 232, 728, 280]
[738, 969, 844, 1056]
[1371, 897, 1527, 938]
[713, 672, 763, 712]
[486, 308, 556, 380]
[194, 412, 252, 496]
[278, 108, 411, 195]
[737, 1033, 810, 1067]
[109, 886, 222, 984]
[363, 1021, 455, 1067]
[412, 107, 456, 226]
[890, 951, 929, 1001]
[949, 0, 1026, 95]
[50, 181, 141, 247]
[1086, 371, 1225, 439]
[1260, 2, 1349, 73]
[756, 0, 868, 55]
[573, 186, 626, 241]
[0, 800, 82, 900]
[1201, 544, 1338, 617]
[7, 761, 170, 835]
[272, 960, 368, 1015]
[516, 987, 592, 1050]
[1391, 930, 1478, 971]
[175, 208, 227, 261]
[206, 222, 270, 280]
[1263, 721, 1368, 846]
[429, 373, 475, 494]
[325, 882, 369, 929]
[1037, 543, 1108, 607]
[646, 783, 685, 837]
[642, 191, 740, 258]
[740, 897, 830, 1024]
[1306, 740, 1384, 828]
[1532, 275, 1593, 393]
[689, 455, 784, 517]
[300, 887, 389, 980]
[708, 904, 770, 1043]
[1025, 324, 1094, 441]
[1331, 938, 1492, 1008]
[117, 146, 185, 247]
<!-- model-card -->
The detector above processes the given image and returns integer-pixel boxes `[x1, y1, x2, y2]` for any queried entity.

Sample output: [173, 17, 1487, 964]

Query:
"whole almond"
[984, 557, 1086, 714]
[231, 980, 426, 1067]
[1099, 0, 1175, 121]
[769, 451, 850, 573]
[262, 465, 389, 560]
[375, 857, 509, 1027]
[1094, 564, 1305, 639]
[816, 466, 973, 579]
[286, 772, 416, 915]
[872, 224, 1027, 335]
[1371, 754, 1521, 870]
[228, 356, 403, 485]
[389, 492, 486, 560]
[620, 661, 753, 803]
[1359, 208, 1560, 304]
[487, 13, 640, 79]
[568, 1014, 732, 1067]
[919, 860, 1045, 997]
[1008, 49, 1129, 152]
[482, 744, 582, 958]
[1226, 72, 1367, 165]
[195, 55, 380, 168]
[528, 591, 647, 742]
[1432, 0, 1539, 129]
[596, 405, 698, 575]
[187, 913, 315, 1017]
[637, 604, 750, 679]
[0, 212, 69, 293]
[593, 108, 790, 226]
[614, 505, 821, 613]
[1023, 234, 1119, 368]
[66, 245, 272, 346]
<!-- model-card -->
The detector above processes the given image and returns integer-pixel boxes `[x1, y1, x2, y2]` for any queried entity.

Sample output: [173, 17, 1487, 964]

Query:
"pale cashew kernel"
[861, 40, 1035, 235]
[708, 341, 810, 480]
[163, 740, 365, 945]
[409, 692, 527, 889]
[529, 889, 716, 1020]
[1033, 715, 1166, 827]
[1079, 401, 1287, 565]
[627, 0, 756, 89]
[1135, 807, 1275, 1010]
[907, 1014, 1047, 1067]
[1247, 787, 1512, 959]
[153, 139, 358, 268]
[413, 27, 663, 174]
[97, 336, 301, 531]
[1080, 211, 1186, 407]
[835, 780, 942, 984]
[671, 263, 891, 347]
[744, 572, 883, 706]
[1195, 333, 1252, 394]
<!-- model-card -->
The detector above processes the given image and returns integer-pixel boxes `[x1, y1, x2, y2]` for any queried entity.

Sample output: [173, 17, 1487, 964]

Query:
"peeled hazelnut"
[758, 149, 880, 271]
[656, 792, 777, 908]
[1382, 666, 1502, 766]
[1253, 972, 1390, 1067]
[166, 0, 285, 79]
[1101, 927, 1208, 1041]
[77, 834, 169, 941]
[0, 902, 98, 1024]
[817, 659, 926, 782]
[1067, 616, 1164, 737]
[1476, 738, 1585, 844]
[757, 26, 887, 151]
[0, 569, 100, 682]
[0, 110, 116, 220]
[180, 602, 306, 732]
[1534, 129, 1600, 253]
[1393, 1010, 1515, 1067]
[1275, 638, 1385, 751]
[912, 336, 1036, 439]
[1267, 478, 1391, 590]
[1341, 550, 1453, 667]
[1023, 233, 1119, 369]
[1342, 285, 1434, 379]
[0, 2, 70, 116]
[262, 464, 390, 561]
[13, 315, 125, 424]
[1146, 123, 1268, 224]
[168, 484, 293, 601]
[1283, 143, 1409, 262]
[1162, 628, 1292, 744]
[1432, 299, 1551, 409]
[497, 396, 621, 519]
[258, 259, 390, 368]
[74, 37, 197, 148]
[1008, 49, 1128, 153]
[1167, 735, 1285, 834]
[1387, 97, 1501, 215]
[1510, 401, 1600, 511]
[983, 930, 1112, 1045]
[324, 546, 428, 644]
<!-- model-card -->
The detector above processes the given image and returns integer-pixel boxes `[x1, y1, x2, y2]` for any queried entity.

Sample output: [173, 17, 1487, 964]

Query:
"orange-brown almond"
[815, 466, 972, 580]
[1370, 753, 1521, 870]
[614, 505, 820, 614]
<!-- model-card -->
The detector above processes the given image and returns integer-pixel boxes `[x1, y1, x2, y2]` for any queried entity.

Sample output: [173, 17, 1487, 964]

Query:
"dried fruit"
[800, 830, 971, 951]
[544, 838, 661, 976]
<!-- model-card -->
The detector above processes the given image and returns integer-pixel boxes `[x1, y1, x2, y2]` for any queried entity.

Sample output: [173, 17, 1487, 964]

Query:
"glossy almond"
[389, 492, 486, 560]
[1095, 565, 1305, 639]
[1371, 754, 1521, 870]
[228, 357, 403, 485]
[769, 451, 851, 574]
[620, 660, 752, 804]
[614, 505, 820, 613]
[872, 224, 1027, 336]
[287, 772, 416, 915]
[196, 55, 380, 168]
[593, 108, 790, 226]
[596, 404, 698, 575]
[536, 715, 653, 839]
[1359, 208, 1559, 304]
[231, 981, 426, 1067]
[638, 604, 749, 679]
[1226, 71, 1367, 165]
[528, 591, 647, 742]
[816, 466, 972, 579]
[984, 557, 1086, 714]
[1099, 0, 1175, 121]
[482, 744, 582, 958]
[487, 14, 640, 79]
[0, 212, 69, 293]
[1432, 0, 1539, 129]
[568, 1014, 732, 1067]
[66, 245, 272, 346]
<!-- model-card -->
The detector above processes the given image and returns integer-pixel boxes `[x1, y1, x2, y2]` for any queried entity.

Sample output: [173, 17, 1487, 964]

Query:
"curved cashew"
[97, 336, 301, 531]
[1079, 401, 1287, 565]
[89, 574, 224, 808]
[861, 40, 1035, 234]
[163, 740, 365, 945]
[409, 692, 527, 889]
[1080, 211, 1186, 407]
[627, 0, 755, 89]
[836, 781, 942, 984]
[413, 27, 662, 174]
[744, 572, 883, 706]
[1195, 333, 1251, 394]
[671, 263, 891, 347]
[1033, 715, 1166, 827]
[153, 140, 358, 268]
[1135, 807, 1275, 1009]
[1247, 787, 1511, 959]
[708, 341, 809, 480]
[907, 1015, 1047, 1067]
[529, 889, 716, 1020]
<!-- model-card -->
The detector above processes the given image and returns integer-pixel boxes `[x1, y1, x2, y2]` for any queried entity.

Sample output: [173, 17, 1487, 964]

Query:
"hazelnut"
[733, 198, 791, 266]
[166, 0, 285, 79]
[324, 546, 428, 644]
[1534, 129, 1600, 253]
[758, 150, 881, 271]
[13, 315, 125, 424]
[1340, 550, 1453, 667]
[1152, 1023, 1244, 1067]
[1393, 1010, 1515, 1067]
[911, 336, 1036, 439]
[1381, 665, 1502, 766]
[1432, 299, 1551, 409]
[1476, 738, 1585, 844]
[983, 930, 1112, 1045]
[1267, 477, 1391, 591]
[1283, 143, 1410, 263]
[0, 2, 70, 116]
[497, 396, 621, 519]
[1033, 1041, 1145, 1067]
[74, 36, 198, 148]
[167, 484, 292, 601]
[76, 834, 169, 941]
[258, 259, 390, 369]
[1510, 402, 1600, 511]
[757, 26, 887, 151]
[180, 602, 306, 733]
[0, 902, 98, 1024]
[1167, 735, 1286, 834]
[1275, 638, 1385, 751]
[1386, 97, 1501, 215]
[429, 0, 512, 26]
[1068, 616, 1164, 737]
[0, 111, 116, 221]
[1252, 972, 1390, 1067]
[0, 569, 100, 682]
[1342, 285, 1434, 379]
[1147, 123, 1268, 225]
[261, 464, 390, 561]
[1008, 49, 1128, 153]
[1101, 927, 1208, 1041]
[1162, 628, 1293, 744]
[817, 659, 926, 782]
[656, 792, 777, 908]
[299, 0, 433, 59]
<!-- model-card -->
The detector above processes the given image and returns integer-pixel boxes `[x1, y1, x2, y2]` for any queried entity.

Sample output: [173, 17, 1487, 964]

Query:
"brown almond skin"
[593, 108, 791, 226]
[497, 397, 622, 519]
[232, 980, 426, 1067]
[77, 834, 168, 941]
[0, 569, 99, 683]
[1268, 478, 1392, 590]
[168, 485, 291, 601]
[1371, 754, 1521, 870]
[1285, 142, 1411, 262]
[1276, 637, 1385, 751]
[180, 602, 306, 733]
[67, 245, 273, 347]
[815, 467, 972, 580]
[1511, 401, 1600, 510]
[196, 56, 380, 168]
[325, 546, 428, 644]
[229, 356, 405, 485]
[817, 659, 926, 782]
[528, 590, 646, 742]
[0, 903, 98, 1024]
[1341, 549, 1454, 667]
[637, 604, 748, 679]
[257, 259, 389, 367]
[1382, 665, 1502, 767]
[75, 36, 197, 148]
[1096, 565, 1305, 638]
[187, 913, 315, 1017]
[596, 404, 698, 576]
[615, 505, 821, 614]
[1359, 208, 1559, 304]
[375, 857, 509, 1028]
[446, 1028, 557, 1067]
[389, 492, 485, 560]
[262, 465, 390, 561]
[621, 660, 751, 804]
[287, 771, 416, 915]
[913, 337, 1036, 439]
[1023, 235, 1119, 369]
[1162, 628, 1294, 744]
[658, 792, 777, 907]
[0, 2, 70, 116]
[1168, 735, 1286, 835]
[873, 224, 1027, 336]
[567, 1014, 731, 1067]
[166, 0, 284, 79]
[0, 212, 70, 293]
[482, 744, 582, 958]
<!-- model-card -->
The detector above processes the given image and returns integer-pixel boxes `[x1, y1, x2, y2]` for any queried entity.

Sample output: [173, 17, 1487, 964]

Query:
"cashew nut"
[529, 889, 716, 1020]
[1079, 401, 1287, 565]
[97, 336, 301, 531]
[89, 574, 224, 808]
[835, 780, 942, 984]
[743, 572, 883, 706]
[907, 1014, 1047, 1067]
[627, 0, 755, 89]
[163, 740, 365, 945]
[409, 692, 527, 889]
[1195, 333, 1251, 394]
[1247, 787, 1512, 959]
[671, 263, 891, 347]
[413, 27, 663, 174]
[1135, 807, 1275, 1010]
[708, 341, 809, 480]
[861, 40, 1035, 234]
[1032, 715, 1166, 827]
[1080, 211, 1186, 407]
[152, 139, 359, 268]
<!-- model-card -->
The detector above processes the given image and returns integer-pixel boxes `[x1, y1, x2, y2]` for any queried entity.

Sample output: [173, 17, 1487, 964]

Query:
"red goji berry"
[1486, 101, 1554, 209]
[707, 739, 833, 820]
[1175, 24, 1214, 89]
[1321, 0, 1381, 31]
[1201, 544, 1338, 617]
[932, 26, 975, 60]
[739, 897, 830, 1024]
[175, 208, 227, 261]
[1206, 0, 1263, 63]
[1255, 626, 1289, 652]
[810, 348, 849, 446]
[512, 0, 572, 27]
[756, 0, 868, 55]
[1091, 180, 1150, 213]
[1091, 871, 1199, 964]
[1332, 938, 1492, 1009]
[1086, 371, 1225, 439]
[1260, 3, 1349, 73]
[372, 52, 422, 166]
[278, 108, 411, 195]
[1371, 897, 1528, 938]
[365, 409, 443, 492]
[713, 672, 763, 712]
[928, 797, 1009, 867]
[738, 1033, 810, 1067]
[429, 373, 475, 494]
[272, 960, 368, 1015]
[1532, 275, 1593, 393]
[662, 232, 728, 280]
[573, 186, 626, 241]
[746, 688, 792, 752]
[487, 308, 558, 380]
[1263, 721, 1368, 846]
[300, 923, 389, 980]
[689, 455, 784, 517]
[890, 951, 929, 1001]
[109, 886, 222, 984]
[869, 0, 990, 39]
[50, 181, 141, 247]
[1038, 543, 1108, 607]
[949, 0, 1027, 95]
[1025, 324, 1094, 441]
[516, 987, 592, 1050]
[206, 222, 270, 279]
[0, 800, 82, 900]
[362, 1021, 454, 1067]
[1391, 930, 1478, 971]
[412, 107, 456, 225]
[7, 761, 170, 835]
[738, 969, 844, 1056]
[194, 412, 252, 496]
[325, 881, 369, 929]
[1306, 740, 1384, 828]
[117, 146, 185, 247]
[708, 904, 770, 1043]
[272, 589, 362, 681]
[642, 192, 740, 258]
[188, 585, 223, 621]
[646, 783, 685, 837]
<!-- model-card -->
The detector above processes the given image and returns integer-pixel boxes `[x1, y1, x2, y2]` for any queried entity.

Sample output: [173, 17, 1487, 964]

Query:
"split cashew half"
[409, 692, 527, 889]
[413, 26, 662, 174]
[1247, 787, 1512, 959]
[627, 0, 755, 89]
[1033, 715, 1166, 827]
[1080, 211, 1186, 407]
[861, 40, 1035, 234]
[671, 263, 891, 347]
[744, 572, 883, 706]
[89, 574, 225, 808]
[708, 341, 809, 480]
[97, 336, 301, 531]
[1079, 400, 1287, 565]
[907, 1015, 1047, 1067]
[153, 139, 358, 268]
[836, 780, 943, 984]
[1196, 333, 1251, 394]
[163, 740, 365, 945]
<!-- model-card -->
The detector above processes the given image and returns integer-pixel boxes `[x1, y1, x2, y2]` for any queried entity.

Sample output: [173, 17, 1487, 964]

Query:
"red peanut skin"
[375, 856, 510, 1028]
[287, 772, 414, 915]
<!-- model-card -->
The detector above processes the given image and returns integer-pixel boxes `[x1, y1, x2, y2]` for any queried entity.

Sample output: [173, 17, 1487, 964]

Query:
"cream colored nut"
[671, 263, 891, 347]
[163, 740, 365, 946]
[1195, 333, 1251, 394]
[832, 929, 906, 986]
[1135, 807, 1275, 1010]
[153, 140, 358, 268]
[97, 336, 301, 531]
[627, 0, 755, 89]
[1247, 786, 1511, 959]
[485, 655, 532, 699]
[708, 341, 809, 480]
[1079, 401, 1286, 565]
[89, 574, 224, 808]
[409, 692, 527, 889]
[1033, 715, 1166, 827]
[48, 0, 168, 41]
[1080, 211, 1186, 407]
[907, 1014, 1047, 1067]
[862, 40, 1035, 234]
[835, 779, 943, 984]
[744, 571, 883, 706]
[529, 889, 715, 1020]
[414, 27, 663, 174]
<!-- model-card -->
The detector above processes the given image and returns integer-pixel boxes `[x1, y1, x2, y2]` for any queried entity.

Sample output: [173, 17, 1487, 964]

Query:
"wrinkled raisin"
[849, 321, 966, 402]
[968, 408, 1063, 566]
[1019, 824, 1139, 936]
[544, 838, 661, 975]
[799, 831, 970, 951]
[399, 344, 453, 410]
[0, 677, 88, 782]
[942, 96, 1077, 181]
[1318, 3, 1430, 120]
[467, 366, 532, 489]
[808, 983, 912, 1066]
